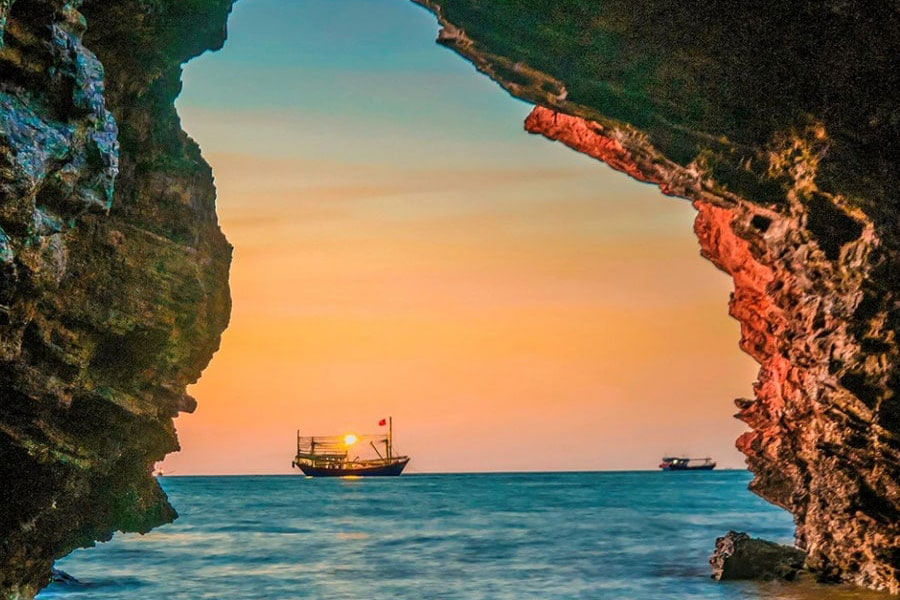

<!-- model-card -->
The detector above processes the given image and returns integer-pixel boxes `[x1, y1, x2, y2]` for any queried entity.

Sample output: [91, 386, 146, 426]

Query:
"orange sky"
[160, 0, 757, 474]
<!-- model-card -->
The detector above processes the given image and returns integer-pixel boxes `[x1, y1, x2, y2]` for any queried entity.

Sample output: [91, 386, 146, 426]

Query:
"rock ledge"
[710, 531, 807, 582]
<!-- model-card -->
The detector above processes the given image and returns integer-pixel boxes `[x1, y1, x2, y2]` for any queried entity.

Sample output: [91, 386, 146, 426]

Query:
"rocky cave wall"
[413, 0, 899, 593]
[0, 1, 233, 598]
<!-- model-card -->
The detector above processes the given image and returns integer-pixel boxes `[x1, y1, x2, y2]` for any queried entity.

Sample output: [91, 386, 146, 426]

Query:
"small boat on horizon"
[659, 456, 716, 471]
[291, 417, 409, 477]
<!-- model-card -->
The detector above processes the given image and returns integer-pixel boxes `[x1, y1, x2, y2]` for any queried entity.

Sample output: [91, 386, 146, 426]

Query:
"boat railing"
[295, 452, 346, 461]
[297, 434, 390, 444]
[297, 433, 395, 458]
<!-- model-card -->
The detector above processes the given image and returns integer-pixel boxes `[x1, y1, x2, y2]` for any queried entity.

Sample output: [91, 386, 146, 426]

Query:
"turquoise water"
[42, 472, 877, 599]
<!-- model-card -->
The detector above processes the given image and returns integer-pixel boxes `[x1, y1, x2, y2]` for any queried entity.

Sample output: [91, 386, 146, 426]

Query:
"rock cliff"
[414, 0, 899, 593]
[0, 1, 233, 597]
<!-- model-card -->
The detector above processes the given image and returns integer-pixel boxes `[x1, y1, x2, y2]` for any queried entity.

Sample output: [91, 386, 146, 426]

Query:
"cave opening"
[34, 0, 823, 597]
[160, 0, 760, 476]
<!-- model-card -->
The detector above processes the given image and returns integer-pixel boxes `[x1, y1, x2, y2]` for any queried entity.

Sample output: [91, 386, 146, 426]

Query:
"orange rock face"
[524, 105, 899, 593]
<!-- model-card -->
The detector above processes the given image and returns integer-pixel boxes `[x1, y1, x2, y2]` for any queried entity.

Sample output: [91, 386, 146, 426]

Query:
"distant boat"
[659, 456, 716, 471]
[292, 417, 409, 477]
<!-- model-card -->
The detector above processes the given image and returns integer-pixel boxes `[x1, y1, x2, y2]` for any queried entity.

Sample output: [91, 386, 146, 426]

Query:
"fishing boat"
[659, 456, 716, 471]
[291, 417, 409, 477]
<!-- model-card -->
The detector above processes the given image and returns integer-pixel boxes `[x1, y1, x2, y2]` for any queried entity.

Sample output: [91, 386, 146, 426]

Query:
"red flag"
[378, 418, 387, 426]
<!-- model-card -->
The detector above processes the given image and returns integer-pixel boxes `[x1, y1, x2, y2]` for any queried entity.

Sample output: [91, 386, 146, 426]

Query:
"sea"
[40, 471, 887, 600]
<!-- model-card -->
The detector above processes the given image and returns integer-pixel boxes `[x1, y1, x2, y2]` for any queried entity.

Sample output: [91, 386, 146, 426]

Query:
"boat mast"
[388, 416, 393, 460]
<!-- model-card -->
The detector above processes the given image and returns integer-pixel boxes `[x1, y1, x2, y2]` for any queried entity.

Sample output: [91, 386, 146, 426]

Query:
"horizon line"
[156, 467, 750, 478]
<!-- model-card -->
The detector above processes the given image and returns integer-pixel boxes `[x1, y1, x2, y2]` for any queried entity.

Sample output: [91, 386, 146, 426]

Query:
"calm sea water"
[41, 472, 884, 600]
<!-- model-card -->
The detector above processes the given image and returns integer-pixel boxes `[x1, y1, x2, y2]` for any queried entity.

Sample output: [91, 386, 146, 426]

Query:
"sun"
[343, 434, 358, 446]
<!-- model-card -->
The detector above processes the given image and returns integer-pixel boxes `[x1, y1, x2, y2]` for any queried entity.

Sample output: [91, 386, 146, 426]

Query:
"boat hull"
[294, 458, 409, 477]
[660, 463, 716, 471]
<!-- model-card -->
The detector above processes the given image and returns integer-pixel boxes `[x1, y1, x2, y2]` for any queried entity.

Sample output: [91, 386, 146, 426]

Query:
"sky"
[161, 0, 757, 475]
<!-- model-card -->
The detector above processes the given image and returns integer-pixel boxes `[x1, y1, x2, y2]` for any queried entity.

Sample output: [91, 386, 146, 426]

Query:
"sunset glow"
[160, 0, 756, 475]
